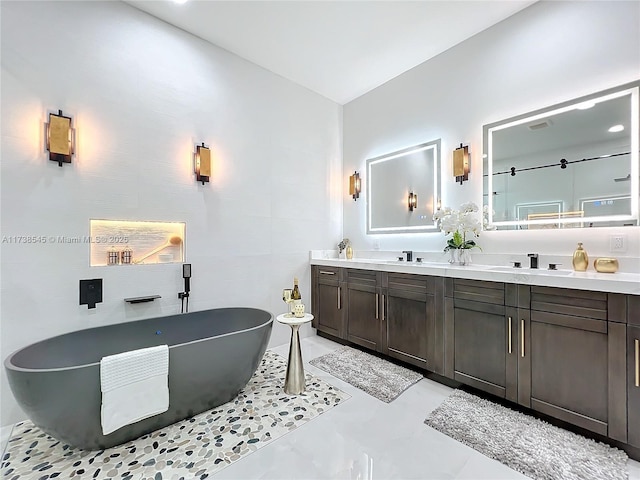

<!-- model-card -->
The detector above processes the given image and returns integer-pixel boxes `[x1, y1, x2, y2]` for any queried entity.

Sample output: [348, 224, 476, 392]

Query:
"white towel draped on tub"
[100, 345, 169, 436]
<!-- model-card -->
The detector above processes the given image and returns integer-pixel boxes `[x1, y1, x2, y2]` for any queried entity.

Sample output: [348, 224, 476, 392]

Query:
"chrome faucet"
[403, 250, 413, 262]
[528, 253, 539, 269]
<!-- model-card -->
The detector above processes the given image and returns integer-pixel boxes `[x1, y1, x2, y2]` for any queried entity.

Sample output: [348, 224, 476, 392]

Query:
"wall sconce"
[349, 171, 361, 201]
[194, 142, 211, 185]
[46, 109, 75, 167]
[453, 143, 470, 185]
[408, 191, 418, 211]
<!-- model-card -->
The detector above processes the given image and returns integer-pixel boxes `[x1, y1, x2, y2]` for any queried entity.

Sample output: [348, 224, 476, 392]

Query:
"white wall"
[0, 1, 342, 426]
[343, 1, 640, 262]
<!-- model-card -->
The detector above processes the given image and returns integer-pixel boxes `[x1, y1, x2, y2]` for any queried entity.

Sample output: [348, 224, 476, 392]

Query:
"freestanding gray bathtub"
[4, 307, 273, 450]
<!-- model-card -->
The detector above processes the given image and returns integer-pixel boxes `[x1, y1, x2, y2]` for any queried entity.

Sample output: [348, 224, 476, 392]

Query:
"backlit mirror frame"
[483, 81, 639, 230]
[366, 139, 441, 234]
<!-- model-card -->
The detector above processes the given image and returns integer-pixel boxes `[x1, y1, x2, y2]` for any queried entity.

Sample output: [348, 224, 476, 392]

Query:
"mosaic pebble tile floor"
[1, 351, 349, 480]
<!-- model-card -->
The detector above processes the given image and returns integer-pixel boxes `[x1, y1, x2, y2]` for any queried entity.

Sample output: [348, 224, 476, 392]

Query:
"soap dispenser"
[572, 242, 589, 271]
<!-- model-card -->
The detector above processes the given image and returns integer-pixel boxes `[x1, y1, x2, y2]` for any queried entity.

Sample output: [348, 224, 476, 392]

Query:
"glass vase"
[457, 249, 472, 266]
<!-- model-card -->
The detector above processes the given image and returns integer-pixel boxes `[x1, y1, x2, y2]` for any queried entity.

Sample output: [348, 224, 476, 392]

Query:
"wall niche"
[89, 219, 185, 266]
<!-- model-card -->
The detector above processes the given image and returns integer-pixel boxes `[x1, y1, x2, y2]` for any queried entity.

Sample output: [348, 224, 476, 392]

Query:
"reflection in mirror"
[483, 81, 639, 230]
[366, 139, 441, 234]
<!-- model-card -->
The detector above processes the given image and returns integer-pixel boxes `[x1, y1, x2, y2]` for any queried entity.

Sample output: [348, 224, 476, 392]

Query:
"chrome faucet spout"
[402, 250, 413, 262]
[528, 253, 539, 269]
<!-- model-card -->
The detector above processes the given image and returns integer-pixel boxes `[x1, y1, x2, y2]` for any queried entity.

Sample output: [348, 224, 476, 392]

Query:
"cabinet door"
[522, 287, 619, 437]
[316, 283, 343, 338]
[346, 270, 380, 351]
[525, 310, 609, 435]
[453, 298, 516, 399]
[629, 325, 640, 448]
[385, 274, 432, 370]
[312, 266, 345, 338]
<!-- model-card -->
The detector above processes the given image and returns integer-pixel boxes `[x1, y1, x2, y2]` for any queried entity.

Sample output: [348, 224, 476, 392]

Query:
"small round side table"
[276, 313, 314, 394]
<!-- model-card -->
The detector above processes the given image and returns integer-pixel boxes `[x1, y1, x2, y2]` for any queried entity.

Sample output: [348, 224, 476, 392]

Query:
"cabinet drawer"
[530, 310, 607, 334]
[530, 286, 607, 320]
[453, 278, 504, 305]
[346, 268, 377, 288]
[454, 298, 506, 316]
[317, 266, 342, 285]
[387, 273, 434, 300]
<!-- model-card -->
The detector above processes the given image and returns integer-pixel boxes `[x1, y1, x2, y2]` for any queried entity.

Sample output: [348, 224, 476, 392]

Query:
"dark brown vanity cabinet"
[312, 265, 639, 457]
[345, 269, 383, 351]
[444, 278, 520, 402]
[628, 296, 640, 448]
[382, 273, 442, 372]
[519, 287, 627, 440]
[445, 280, 628, 440]
[311, 265, 345, 339]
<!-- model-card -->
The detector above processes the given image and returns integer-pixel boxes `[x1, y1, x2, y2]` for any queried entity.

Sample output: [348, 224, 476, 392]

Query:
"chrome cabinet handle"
[381, 295, 385, 321]
[375, 293, 379, 319]
[508, 316, 512, 354]
[337, 287, 341, 310]
[635, 338, 640, 387]
[319, 270, 336, 275]
[521, 319, 525, 358]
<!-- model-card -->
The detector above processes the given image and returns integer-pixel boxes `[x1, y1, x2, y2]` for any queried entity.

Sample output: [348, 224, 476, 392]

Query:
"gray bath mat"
[309, 346, 422, 402]
[424, 390, 628, 480]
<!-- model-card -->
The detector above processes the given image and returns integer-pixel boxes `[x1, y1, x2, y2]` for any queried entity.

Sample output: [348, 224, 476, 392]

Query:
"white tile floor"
[213, 334, 640, 480]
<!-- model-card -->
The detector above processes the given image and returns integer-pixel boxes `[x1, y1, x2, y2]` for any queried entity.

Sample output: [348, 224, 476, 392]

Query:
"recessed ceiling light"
[608, 124, 624, 133]
[576, 101, 595, 110]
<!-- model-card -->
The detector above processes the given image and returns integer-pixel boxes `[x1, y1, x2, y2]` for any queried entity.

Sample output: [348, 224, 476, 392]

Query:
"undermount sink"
[488, 266, 573, 276]
[368, 259, 445, 268]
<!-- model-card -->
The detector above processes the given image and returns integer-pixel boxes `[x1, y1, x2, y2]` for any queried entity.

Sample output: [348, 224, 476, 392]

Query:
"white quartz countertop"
[310, 256, 640, 295]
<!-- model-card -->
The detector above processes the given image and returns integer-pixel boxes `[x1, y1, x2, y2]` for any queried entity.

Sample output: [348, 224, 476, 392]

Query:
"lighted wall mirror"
[366, 139, 441, 234]
[483, 80, 639, 230]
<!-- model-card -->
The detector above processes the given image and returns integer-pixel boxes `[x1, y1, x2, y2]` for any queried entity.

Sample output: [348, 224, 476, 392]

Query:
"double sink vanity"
[310, 254, 640, 459]
[322, 79, 640, 458]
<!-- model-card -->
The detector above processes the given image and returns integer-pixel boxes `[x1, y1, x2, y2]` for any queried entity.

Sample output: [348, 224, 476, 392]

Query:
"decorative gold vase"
[594, 257, 618, 273]
[346, 245, 353, 260]
[572, 242, 588, 271]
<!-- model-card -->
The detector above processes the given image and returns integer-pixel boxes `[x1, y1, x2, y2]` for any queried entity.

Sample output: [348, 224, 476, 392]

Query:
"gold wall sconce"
[46, 109, 75, 167]
[408, 191, 418, 211]
[349, 171, 361, 201]
[195, 142, 211, 185]
[453, 143, 470, 185]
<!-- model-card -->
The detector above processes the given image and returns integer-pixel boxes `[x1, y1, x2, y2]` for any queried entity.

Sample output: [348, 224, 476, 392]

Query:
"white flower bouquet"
[433, 202, 482, 251]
